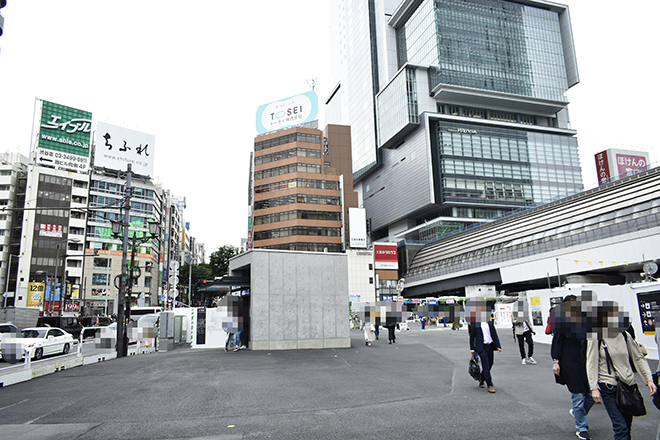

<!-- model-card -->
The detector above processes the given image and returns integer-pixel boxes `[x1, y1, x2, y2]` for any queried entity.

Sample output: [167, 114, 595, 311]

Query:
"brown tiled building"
[251, 124, 357, 252]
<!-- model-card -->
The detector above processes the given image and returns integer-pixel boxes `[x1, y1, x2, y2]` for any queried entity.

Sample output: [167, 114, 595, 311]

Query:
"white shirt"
[481, 321, 493, 345]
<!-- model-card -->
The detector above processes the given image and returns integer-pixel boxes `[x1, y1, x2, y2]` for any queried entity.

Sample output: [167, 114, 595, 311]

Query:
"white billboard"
[255, 91, 318, 135]
[348, 207, 367, 249]
[94, 122, 155, 177]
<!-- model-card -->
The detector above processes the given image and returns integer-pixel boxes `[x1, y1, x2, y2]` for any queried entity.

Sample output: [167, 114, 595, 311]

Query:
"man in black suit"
[467, 298, 502, 393]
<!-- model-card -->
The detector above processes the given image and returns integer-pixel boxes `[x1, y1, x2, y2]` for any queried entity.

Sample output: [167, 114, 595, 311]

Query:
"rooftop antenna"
[306, 78, 317, 91]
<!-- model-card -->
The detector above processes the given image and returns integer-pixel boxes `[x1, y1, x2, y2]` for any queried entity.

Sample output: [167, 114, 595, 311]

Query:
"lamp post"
[51, 238, 80, 316]
[111, 196, 160, 356]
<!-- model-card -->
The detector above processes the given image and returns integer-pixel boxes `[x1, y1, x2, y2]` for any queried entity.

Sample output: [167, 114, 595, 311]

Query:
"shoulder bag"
[601, 339, 647, 417]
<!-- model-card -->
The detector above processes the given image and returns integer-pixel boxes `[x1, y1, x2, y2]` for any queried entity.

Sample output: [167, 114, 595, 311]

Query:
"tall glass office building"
[327, 0, 583, 243]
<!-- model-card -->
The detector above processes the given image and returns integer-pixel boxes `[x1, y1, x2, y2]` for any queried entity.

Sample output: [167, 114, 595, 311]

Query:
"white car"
[8, 327, 75, 361]
[0, 323, 20, 360]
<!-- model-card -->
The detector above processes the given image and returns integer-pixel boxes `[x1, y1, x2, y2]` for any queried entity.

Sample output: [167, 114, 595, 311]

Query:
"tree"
[209, 245, 240, 277]
[179, 262, 213, 286]
[178, 263, 213, 305]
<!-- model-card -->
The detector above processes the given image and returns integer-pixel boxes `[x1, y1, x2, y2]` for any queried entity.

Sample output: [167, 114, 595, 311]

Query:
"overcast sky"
[0, 1, 657, 260]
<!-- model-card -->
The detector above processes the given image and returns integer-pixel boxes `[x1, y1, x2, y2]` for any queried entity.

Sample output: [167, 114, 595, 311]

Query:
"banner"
[255, 91, 318, 134]
[95, 122, 155, 177]
[374, 243, 398, 270]
[37, 100, 92, 173]
[26, 282, 45, 308]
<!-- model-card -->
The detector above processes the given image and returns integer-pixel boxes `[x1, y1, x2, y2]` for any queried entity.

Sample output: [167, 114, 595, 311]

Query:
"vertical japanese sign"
[95, 122, 155, 177]
[37, 100, 92, 173]
[348, 207, 367, 249]
[595, 150, 611, 185]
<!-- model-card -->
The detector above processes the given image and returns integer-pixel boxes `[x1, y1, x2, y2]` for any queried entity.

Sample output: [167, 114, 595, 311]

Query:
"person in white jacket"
[361, 321, 375, 346]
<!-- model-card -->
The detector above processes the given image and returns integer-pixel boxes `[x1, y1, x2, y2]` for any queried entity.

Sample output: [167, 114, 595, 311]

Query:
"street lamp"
[111, 215, 160, 357]
[51, 238, 80, 316]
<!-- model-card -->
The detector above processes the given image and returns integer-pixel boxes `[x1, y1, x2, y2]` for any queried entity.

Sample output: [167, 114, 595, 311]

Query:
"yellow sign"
[27, 282, 45, 308]
[530, 296, 541, 306]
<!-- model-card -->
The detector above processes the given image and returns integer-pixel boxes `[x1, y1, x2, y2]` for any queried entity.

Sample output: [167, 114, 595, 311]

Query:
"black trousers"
[387, 325, 396, 341]
[516, 330, 534, 358]
[477, 343, 496, 387]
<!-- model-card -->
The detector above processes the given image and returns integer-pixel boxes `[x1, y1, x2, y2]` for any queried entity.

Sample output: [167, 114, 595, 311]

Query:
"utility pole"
[117, 164, 132, 358]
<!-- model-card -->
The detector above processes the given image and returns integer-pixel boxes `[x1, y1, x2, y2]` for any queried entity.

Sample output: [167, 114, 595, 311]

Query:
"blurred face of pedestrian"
[511, 300, 529, 323]
[587, 299, 630, 339]
[465, 298, 488, 323]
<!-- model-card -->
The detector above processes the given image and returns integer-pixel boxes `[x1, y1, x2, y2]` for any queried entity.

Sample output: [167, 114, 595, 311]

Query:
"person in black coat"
[551, 294, 594, 440]
[467, 298, 502, 394]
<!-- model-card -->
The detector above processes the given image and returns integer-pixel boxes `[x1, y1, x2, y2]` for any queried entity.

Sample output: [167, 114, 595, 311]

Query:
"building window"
[369, 277, 373, 284]
[144, 277, 152, 288]
[324, 161, 330, 168]
[92, 273, 109, 285]
[369, 264, 373, 270]
[93, 258, 110, 269]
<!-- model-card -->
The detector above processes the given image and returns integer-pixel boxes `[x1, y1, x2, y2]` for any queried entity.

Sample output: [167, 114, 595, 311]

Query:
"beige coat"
[586, 332, 653, 390]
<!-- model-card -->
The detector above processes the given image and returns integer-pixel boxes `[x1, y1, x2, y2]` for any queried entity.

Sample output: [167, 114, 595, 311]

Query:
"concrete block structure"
[229, 249, 350, 350]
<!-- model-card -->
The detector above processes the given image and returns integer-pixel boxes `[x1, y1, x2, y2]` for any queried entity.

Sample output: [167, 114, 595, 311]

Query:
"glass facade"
[254, 226, 342, 241]
[437, 120, 582, 204]
[254, 147, 321, 166]
[254, 132, 320, 151]
[254, 178, 339, 195]
[398, 0, 568, 101]
[254, 210, 341, 226]
[377, 66, 420, 147]
[254, 194, 340, 210]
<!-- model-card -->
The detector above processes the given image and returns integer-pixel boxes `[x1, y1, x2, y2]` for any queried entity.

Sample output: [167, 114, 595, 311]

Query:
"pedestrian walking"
[225, 331, 235, 352]
[586, 301, 657, 440]
[374, 324, 380, 341]
[512, 300, 537, 365]
[467, 298, 502, 394]
[421, 317, 427, 330]
[551, 295, 594, 440]
[362, 321, 376, 346]
[385, 323, 397, 344]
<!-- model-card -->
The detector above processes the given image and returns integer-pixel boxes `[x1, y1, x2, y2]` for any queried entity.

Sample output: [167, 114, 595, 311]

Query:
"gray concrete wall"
[229, 250, 350, 350]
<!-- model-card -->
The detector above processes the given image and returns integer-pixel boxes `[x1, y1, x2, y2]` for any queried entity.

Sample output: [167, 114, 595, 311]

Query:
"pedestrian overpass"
[402, 166, 660, 297]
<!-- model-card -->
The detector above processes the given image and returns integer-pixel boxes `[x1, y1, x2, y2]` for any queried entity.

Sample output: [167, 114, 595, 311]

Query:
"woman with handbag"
[586, 303, 657, 440]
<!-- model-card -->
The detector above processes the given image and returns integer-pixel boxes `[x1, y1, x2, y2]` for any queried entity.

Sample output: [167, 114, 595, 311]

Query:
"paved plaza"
[1, 323, 659, 440]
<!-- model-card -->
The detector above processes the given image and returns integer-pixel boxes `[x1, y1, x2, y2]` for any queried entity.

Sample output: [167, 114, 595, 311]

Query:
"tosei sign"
[374, 243, 398, 270]
[255, 91, 318, 134]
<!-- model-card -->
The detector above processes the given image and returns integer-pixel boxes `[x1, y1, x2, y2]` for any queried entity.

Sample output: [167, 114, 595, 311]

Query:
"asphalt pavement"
[1, 322, 659, 440]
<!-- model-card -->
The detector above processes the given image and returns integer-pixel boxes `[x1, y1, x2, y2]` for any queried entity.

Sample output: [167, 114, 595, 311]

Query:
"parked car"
[79, 316, 113, 328]
[3, 327, 75, 361]
[37, 316, 82, 339]
[0, 323, 20, 360]
[126, 314, 159, 347]
[80, 326, 116, 352]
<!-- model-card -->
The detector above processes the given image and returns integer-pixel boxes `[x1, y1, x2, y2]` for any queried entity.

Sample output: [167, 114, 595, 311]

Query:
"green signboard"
[39, 100, 92, 157]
